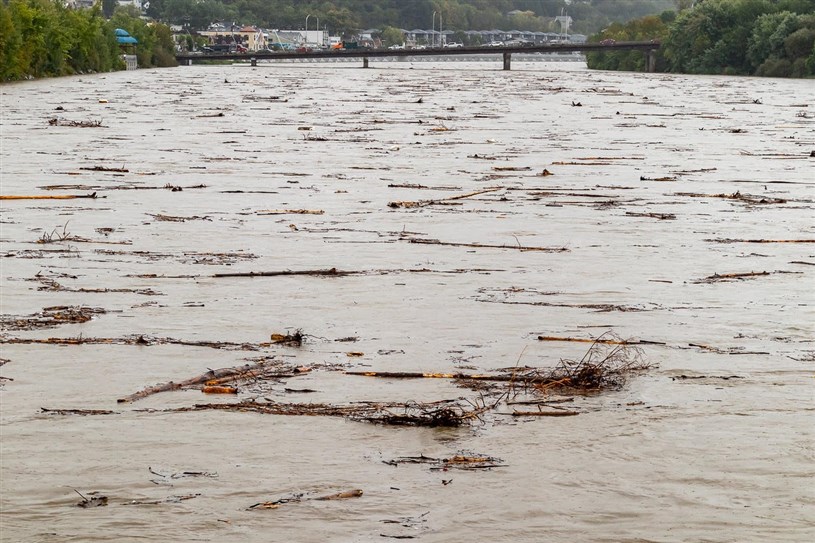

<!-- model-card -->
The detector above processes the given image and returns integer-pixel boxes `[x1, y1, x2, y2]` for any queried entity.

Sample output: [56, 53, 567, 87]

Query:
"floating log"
[625, 211, 676, 220]
[117, 360, 284, 403]
[537, 335, 665, 345]
[79, 166, 128, 173]
[213, 268, 352, 278]
[511, 410, 579, 417]
[0, 335, 264, 350]
[256, 209, 324, 215]
[1, 192, 101, 200]
[201, 385, 238, 394]
[674, 191, 786, 204]
[41, 408, 117, 416]
[407, 238, 568, 252]
[693, 270, 802, 283]
[169, 398, 491, 427]
[314, 489, 363, 501]
[388, 187, 501, 208]
[706, 238, 815, 244]
[507, 398, 574, 405]
[345, 371, 509, 381]
[249, 489, 363, 510]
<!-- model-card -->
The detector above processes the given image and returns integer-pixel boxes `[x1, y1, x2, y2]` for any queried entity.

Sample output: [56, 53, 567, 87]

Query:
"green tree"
[587, 15, 668, 71]
[379, 25, 405, 46]
[0, 0, 125, 81]
[747, 11, 801, 71]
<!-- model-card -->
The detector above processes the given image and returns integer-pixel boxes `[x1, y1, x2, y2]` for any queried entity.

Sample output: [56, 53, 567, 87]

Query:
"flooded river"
[1, 60, 813, 542]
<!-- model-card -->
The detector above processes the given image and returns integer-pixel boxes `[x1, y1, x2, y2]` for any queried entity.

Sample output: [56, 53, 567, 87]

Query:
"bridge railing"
[176, 41, 661, 71]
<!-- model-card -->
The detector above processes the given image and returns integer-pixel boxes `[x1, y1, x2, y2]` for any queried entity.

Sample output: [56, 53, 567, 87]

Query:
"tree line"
[0, 0, 177, 82]
[587, 0, 815, 77]
[147, 0, 676, 36]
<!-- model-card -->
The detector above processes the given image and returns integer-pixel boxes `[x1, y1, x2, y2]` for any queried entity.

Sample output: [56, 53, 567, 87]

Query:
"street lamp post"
[432, 11, 437, 47]
[305, 14, 311, 45]
[315, 17, 320, 46]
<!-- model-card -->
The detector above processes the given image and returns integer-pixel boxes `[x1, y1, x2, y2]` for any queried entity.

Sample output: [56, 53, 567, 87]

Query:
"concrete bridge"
[176, 41, 661, 71]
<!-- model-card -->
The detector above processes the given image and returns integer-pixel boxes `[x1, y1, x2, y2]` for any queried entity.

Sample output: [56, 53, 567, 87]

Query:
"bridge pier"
[363, 57, 369, 69]
[646, 50, 656, 73]
[503, 52, 511, 71]
[250, 57, 257, 67]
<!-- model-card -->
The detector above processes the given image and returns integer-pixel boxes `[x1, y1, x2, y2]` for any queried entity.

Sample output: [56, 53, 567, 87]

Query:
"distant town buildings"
[188, 23, 585, 52]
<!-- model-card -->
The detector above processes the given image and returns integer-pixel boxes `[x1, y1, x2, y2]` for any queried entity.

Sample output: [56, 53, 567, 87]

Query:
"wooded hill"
[147, 0, 676, 35]
[586, 0, 815, 77]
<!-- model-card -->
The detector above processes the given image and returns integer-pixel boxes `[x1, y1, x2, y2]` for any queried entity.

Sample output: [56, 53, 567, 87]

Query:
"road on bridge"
[176, 40, 661, 71]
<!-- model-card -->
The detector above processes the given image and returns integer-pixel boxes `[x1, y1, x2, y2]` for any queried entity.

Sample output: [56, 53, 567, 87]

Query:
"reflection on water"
[0, 61, 813, 542]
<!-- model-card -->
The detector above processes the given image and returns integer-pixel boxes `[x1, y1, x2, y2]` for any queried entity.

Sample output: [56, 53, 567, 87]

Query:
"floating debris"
[48, 118, 105, 128]
[41, 408, 117, 416]
[407, 238, 568, 252]
[248, 489, 362, 510]
[1, 306, 106, 331]
[125, 494, 201, 506]
[388, 187, 501, 209]
[694, 270, 800, 283]
[117, 359, 305, 403]
[75, 490, 107, 508]
[384, 454, 505, 470]
[79, 166, 128, 173]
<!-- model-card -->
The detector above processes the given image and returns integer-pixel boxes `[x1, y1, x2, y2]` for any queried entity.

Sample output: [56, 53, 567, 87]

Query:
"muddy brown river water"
[1, 59, 813, 542]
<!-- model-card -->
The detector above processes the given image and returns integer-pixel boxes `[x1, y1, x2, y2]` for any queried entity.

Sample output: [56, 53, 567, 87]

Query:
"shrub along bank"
[0, 1, 176, 82]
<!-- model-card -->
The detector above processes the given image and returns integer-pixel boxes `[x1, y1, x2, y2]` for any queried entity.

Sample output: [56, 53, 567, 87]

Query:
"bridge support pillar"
[646, 50, 656, 73]
[503, 52, 511, 70]
[187, 59, 193, 66]
[363, 57, 369, 69]
[250, 57, 257, 67]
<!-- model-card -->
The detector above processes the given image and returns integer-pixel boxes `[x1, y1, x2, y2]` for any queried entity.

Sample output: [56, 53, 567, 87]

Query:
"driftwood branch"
[388, 187, 501, 208]
[407, 238, 568, 252]
[212, 268, 353, 278]
[117, 360, 285, 403]
[510, 410, 579, 417]
[537, 335, 666, 345]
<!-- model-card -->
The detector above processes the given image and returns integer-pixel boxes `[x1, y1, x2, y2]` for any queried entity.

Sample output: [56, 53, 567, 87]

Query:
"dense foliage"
[588, 0, 815, 77]
[0, 0, 176, 82]
[147, 0, 676, 35]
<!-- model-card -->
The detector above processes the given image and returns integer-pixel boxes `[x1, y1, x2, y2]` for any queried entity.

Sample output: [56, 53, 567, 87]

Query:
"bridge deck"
[176, 41, 660, 64]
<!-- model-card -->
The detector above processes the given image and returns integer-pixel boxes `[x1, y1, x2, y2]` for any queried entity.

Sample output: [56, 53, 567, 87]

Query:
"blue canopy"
[115, 28, 138, 44]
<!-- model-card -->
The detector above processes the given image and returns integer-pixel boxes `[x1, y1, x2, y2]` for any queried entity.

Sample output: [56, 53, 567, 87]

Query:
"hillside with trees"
[148, 0, 676, 35]
[587, 0, 815, 77]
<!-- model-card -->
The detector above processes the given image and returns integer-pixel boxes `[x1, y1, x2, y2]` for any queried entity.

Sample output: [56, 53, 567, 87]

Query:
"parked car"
[443, 42, 463, 48]
[486, 41, 504, 47]
[202, 43, 240, 53]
